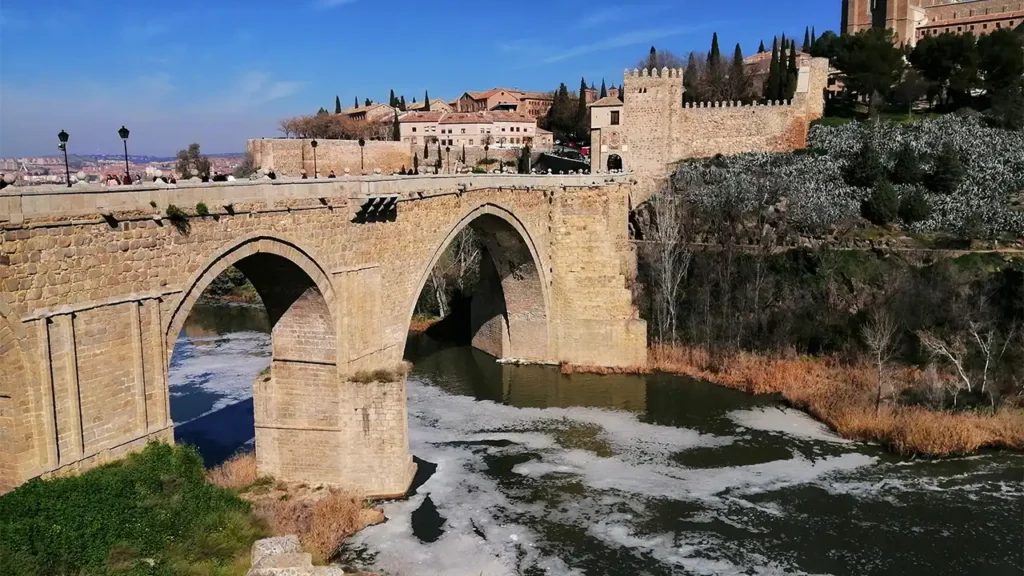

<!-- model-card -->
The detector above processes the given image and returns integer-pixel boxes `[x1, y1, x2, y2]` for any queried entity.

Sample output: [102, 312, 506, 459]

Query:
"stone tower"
[622, 67, 684, 181]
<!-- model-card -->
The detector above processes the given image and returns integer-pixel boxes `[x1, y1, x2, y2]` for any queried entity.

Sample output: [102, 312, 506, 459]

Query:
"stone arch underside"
[409, 205, 552, 363]
[165, 237, 339, 482]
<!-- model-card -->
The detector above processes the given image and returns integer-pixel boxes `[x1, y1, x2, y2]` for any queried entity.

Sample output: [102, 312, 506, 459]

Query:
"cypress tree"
[392, 110, 401, 141]
[778, 40, 789, 100]
[600, 79, 608, 99]
[424, 138, 429, 159]
[365, 98, 372, 106]
[389, 89, 396, 107]
[618, 84, 624, 102]
[707, 32, 724, 101]
[647, 46, 658, 70]
[576, 77, 589, 141]
[684, 52, 701, 103]
[803, 27, 811, 52]
[759, 40, 766, 53]
[785, 40, 799, 100]
[424, 90, 431, 111]
[811, 27, 817, 47]
[461, 143, 466, 164]
[765, 38, 781, 101]
[354, 96, 359, 108]
[413, 153, 419, 174]
[399, 96, 407, 111]
[730, 43, 748, 102]
[335, 95, 342, 114]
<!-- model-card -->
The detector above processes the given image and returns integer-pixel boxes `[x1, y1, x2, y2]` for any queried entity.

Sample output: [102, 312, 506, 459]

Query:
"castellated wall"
[620, 57, 829, 198]
[248, 139, 414, 176]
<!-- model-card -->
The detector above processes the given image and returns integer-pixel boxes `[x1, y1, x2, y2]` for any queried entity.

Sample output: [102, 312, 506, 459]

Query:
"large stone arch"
[406, 203, 554, 362]
[163, 234, 339, 480]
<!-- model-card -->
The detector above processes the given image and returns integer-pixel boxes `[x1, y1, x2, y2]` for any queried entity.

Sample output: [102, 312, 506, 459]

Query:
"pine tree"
[647, 46, 658, 70]
[389, 89, 396, 107]
[424, 90, 431, 112]
[803, 27, 811, 52]
[730, 43, 748, 102]
[759, 40, 766, 53]
[600, 79, 608, 98]
[392, 110, 401, 141]
[765, 38, 781, 101]
[335, 95, 342, 114]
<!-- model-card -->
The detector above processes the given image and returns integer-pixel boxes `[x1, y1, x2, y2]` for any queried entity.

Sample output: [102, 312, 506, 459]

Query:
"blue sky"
[0, 0, 839, 157]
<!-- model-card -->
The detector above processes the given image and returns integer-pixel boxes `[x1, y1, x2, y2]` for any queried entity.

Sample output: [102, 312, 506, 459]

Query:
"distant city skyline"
[0, 0, 838, 157]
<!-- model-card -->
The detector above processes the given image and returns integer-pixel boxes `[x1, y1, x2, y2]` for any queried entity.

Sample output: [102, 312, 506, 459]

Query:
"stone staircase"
[248, 536, 345, 576]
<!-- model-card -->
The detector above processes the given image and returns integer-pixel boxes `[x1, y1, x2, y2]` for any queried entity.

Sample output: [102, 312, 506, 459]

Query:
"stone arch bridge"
[0, 175, 646, 495]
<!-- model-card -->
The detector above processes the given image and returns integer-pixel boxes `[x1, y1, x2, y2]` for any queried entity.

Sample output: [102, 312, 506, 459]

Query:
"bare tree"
[862, 311, 899, 412]
[636, 192, 692, 342]
[917, 330, 972, 407]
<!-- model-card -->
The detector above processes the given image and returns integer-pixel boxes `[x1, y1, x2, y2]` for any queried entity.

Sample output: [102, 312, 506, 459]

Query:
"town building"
[453, 89, 554, 120]
[842, 0, 1024, 46]
[399, 111, 550, 148]
[588, 96, 627, 174]
[338, 103, 397, 123]
[406, 99, 453, 113]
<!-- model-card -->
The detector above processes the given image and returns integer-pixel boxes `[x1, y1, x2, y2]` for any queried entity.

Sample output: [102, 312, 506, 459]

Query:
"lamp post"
[118, 125, 131, 182]
[311, 139, 318, 179]
[358, 138, 366, 172]
[57, 130, 71, 187]
[445, 145, 451, 174]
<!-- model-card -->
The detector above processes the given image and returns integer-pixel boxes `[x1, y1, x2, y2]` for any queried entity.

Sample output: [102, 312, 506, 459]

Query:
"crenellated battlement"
[680, 99, 795, 109]
[624, 67, 684, 78]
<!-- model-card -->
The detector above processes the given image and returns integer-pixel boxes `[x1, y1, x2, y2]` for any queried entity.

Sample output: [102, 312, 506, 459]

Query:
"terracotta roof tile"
[589, 96, 623, 107]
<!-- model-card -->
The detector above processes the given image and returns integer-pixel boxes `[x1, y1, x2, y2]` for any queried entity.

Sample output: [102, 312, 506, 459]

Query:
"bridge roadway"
[0, 173, 646, 495]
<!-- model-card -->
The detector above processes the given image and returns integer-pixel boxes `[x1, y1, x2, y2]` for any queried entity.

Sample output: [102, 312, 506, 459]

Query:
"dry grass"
[250, 488, 381, 563]
[351, 361, 413, 384]
[567, 344, 1024, 456]
[408, 316, 439, 335]
[208, 453, 260, 490]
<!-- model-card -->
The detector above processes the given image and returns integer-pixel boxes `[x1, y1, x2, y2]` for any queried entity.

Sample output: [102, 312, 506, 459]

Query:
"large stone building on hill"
[398, 111, 552, 148]
[453, 89, 554, 120]
[843, 0, 1024, 45]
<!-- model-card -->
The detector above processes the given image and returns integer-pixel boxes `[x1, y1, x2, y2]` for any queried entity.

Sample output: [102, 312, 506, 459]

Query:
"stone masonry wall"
[0, 174, 646, 494]
[248, 139, 413, 177]
[619, 58, 829, 201]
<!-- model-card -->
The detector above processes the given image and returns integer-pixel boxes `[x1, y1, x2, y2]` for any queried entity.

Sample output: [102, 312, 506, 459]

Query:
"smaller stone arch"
[406, 203, 554, 362]
[607, 154, 624, 172]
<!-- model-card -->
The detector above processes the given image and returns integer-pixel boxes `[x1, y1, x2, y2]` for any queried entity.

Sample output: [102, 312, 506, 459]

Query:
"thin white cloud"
[577, 7, 623, 30]
[318, 0, 356, 7]
[231, 71, 304, 106]
[541, 26, 706, 63]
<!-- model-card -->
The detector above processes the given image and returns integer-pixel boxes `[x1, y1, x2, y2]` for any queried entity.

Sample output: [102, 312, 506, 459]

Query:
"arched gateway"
[0, 174, 646, 495]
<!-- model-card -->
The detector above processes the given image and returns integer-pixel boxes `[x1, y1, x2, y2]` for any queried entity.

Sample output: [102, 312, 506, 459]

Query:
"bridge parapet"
[0, 173, 633, 224]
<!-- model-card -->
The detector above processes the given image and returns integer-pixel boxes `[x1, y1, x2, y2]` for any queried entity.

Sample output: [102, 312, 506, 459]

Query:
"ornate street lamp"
[57, 130, 71, 187]
[358, 137, 366, 172]
[118, 126, 131, 183]
[445, 145, 451, 174]
[311, 139, 318, 179]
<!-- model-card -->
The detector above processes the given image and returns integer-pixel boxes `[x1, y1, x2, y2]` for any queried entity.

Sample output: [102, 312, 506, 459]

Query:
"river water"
[171, 304, 1023, 576]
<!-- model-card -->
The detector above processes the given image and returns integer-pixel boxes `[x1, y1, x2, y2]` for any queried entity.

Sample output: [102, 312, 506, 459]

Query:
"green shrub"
[477, 157, 499, 166]
[844, 140, 885, 188]
[165, 204, 187, 220]
[0, 443, 265, 575]
[898, 187, 932, 224]
[502, 160, 516, 167]
[861, 181, 899, 225]
[472, 167, 487, 174]
[927, 142, 965, 194]
[889, 144, 923, 185]
[195, 202, 210, 217]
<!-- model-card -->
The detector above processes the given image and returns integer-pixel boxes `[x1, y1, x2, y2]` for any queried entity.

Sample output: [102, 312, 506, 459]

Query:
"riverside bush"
[674, 114, 1024, 238]
[0, 443, 265, 575]
[861, 181, 899, 225]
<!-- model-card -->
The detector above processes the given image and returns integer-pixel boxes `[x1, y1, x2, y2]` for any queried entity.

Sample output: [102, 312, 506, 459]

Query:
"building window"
[461, 128, 466, 134]
[469, 140, 474, 145]
[611, 111, 620, 125]
[412, 127, 417, 132]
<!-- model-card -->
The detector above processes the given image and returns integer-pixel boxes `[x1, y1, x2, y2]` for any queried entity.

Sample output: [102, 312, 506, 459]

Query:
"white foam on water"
[728, 406, 851, 444]
[347, 378, 878, 575]
[168, 332, 270, 423]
